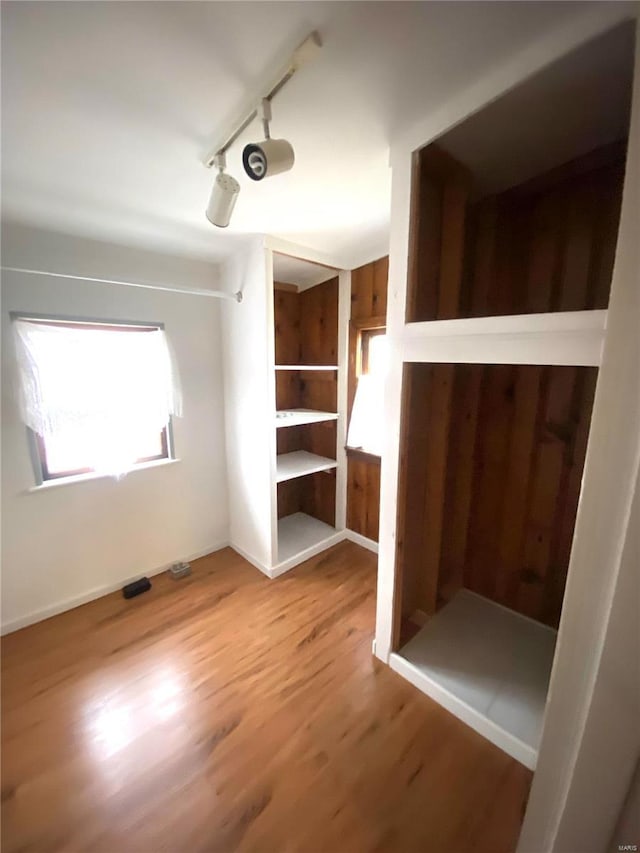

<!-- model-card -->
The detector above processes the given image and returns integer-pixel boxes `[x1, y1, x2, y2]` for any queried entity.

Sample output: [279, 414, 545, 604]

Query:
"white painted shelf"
[275, 364, 338, 371]
[277, 512, 337, 563]
[393, 590, 557, 769]
[276, 451, 337, 483]
[275, 409, 339, 428]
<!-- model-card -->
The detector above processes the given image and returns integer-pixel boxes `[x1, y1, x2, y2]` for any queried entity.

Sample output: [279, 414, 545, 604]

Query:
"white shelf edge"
[276, 451, 337, 483]
[275, 408, 339, 428]
[274, 364, 338, 371]
[389, 652, 538, 770]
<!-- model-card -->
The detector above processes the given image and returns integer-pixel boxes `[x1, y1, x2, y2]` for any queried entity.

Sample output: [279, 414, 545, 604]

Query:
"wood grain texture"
[1, 542, 531, 853]
[273, 279, 339, 525]
[347, 256, 389, 543]
[397, 364, 598, 628]
[408, 142, 625, 321]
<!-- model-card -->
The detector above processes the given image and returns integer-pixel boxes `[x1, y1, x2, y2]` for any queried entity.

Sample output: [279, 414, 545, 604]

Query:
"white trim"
[26, 457, 181, 493]
[402, 309, 606, 339]
[274, 364, 338, 371]
[400, 311, 606, 367]
[271, 530, 345, 578]
[229, 542, 272, 578]
[335, 269, 350, 532]
[344, 529, 379, 554]
[389, 651, 538, 770]
[375, 150, 413, 663]
[264, 235, 346, 271]
[0, 540, 230, 635]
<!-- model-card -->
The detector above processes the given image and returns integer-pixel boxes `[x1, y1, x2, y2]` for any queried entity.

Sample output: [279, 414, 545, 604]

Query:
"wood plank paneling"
[299, 277, 339, 365]
[347, 257, 389, 543]
[273, 278, 339, 525]
[346, 457, 381, 542]
[397, 363, 598, 628]
[406, 145, 472, 322]
[408, 143, 625, 321]
[274, 288, 300, 364]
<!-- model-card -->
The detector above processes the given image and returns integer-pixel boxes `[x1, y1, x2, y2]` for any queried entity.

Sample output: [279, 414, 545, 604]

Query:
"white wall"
[1, 223, 230, 632]
[220, 238, 274, 572]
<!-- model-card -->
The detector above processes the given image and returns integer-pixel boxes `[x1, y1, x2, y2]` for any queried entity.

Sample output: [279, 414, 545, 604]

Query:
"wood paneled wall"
[407, 142, 625, 322]
[398, 364, 598, 629]
[274, 278, 339, 526]
[396, 142, 625, 628]
[346, 256, 388, 542]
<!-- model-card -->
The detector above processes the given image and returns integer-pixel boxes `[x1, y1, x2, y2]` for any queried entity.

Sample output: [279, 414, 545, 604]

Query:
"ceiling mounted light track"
[202, 31, 322, 228]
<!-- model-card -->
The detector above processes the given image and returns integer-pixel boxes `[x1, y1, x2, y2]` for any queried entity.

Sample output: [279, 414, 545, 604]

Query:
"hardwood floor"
[2, 542, 531, 852]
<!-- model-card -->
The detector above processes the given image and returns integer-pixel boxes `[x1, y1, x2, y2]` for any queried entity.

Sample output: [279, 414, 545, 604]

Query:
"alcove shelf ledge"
[275, 409, 339, 427]
[274, 364, 338, 371]
[276, 512, 340, 565]
[276, 450, 337, 482]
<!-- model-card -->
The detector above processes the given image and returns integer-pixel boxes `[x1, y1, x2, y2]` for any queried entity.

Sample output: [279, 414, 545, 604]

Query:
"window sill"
[27, 457, 181, 493]
[345, 447, 382, 465]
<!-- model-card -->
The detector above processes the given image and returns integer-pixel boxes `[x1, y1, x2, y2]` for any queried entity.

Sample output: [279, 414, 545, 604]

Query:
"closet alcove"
[387, 21, 635, 768]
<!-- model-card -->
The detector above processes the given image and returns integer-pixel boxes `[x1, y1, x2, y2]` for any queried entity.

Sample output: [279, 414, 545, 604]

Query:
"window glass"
[13, 318, 180, 481]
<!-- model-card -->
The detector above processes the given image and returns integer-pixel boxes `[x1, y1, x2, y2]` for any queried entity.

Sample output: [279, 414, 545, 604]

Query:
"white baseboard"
[344, 529, 379, 554]
[270, 530, 345, 578]
[1, 539, 229, 636]
[389, 651, 537, 770]
[228, 543, 271, 577]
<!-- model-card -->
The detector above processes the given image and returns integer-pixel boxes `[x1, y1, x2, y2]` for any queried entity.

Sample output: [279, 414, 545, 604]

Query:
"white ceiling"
[1, 1, 631, 267]
[273, 252, 338, 290]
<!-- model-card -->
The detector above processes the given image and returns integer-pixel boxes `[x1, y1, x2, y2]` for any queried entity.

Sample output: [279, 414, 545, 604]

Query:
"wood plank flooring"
[2, 542, 531, 852]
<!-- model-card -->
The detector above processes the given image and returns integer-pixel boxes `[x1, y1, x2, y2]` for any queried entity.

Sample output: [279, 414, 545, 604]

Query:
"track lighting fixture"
[205, 154, 240, 229]
[242, 99, 295, 181]
[201, 31, 322, 228]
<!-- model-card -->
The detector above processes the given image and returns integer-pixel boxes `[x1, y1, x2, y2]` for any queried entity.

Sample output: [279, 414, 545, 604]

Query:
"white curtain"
[14, 319, 182, 477]
[347, 374, 384, 456]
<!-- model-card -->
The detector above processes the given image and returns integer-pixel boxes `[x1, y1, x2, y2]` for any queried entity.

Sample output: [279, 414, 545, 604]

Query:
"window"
[13, 317, 181, 483]
[347, 325, 388, 457]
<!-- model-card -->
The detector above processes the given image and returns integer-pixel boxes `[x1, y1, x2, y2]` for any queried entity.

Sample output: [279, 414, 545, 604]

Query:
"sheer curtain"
[347, 374, 385, 456]
[13, 319, 182, 477]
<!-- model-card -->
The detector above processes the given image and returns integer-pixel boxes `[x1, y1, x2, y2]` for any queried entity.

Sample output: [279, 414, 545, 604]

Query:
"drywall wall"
[220, 239, 274, 572]
[519, 20, 639, 850]
[1, 223, 230, 632]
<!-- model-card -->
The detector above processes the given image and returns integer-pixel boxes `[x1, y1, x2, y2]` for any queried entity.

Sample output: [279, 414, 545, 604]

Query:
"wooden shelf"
[275, 365, 338, 371]
[277, 512, 337, 563]
[275, 409, 339, 428]
[276, 451, 337, 483]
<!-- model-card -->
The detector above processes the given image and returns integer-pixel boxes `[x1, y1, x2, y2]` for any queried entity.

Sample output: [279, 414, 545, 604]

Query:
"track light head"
[206, 167, 240, 228]
[242, 138, 295, 181]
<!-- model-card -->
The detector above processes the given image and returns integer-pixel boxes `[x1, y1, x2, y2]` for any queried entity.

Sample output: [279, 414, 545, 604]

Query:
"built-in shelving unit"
[268, 248, 348, 575]
[275, 365, 338, 371]
[275, 409, 339, 428]
[276, 450, 337, 482]
[276, 512, 339, 564]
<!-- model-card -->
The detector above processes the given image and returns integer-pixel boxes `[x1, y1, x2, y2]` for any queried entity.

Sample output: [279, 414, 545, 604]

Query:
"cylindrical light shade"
[242, 139, 295, 181]
[206, 173, 240, 228]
